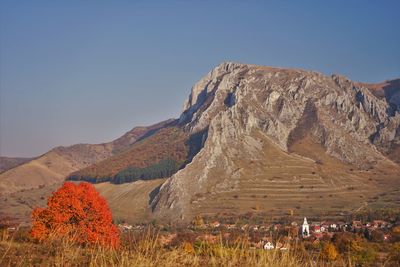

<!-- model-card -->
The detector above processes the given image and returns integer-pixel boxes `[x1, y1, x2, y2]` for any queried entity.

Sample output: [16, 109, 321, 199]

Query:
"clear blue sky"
[1, 1, 399, 157]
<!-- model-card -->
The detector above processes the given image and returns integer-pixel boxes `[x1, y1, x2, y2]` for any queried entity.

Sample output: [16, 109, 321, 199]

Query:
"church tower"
[302, 217, 310, 238]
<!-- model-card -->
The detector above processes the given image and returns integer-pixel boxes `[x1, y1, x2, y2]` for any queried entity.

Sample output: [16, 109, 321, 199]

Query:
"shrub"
[31, 182, 119, 248]
[352, 247, 377, 266]
[332, 232, 361, 253]
[182, 241, 195, 254]
[370, 229, 384, 242]
[389, 242, 400, 263]
[170, 231, 198, 247]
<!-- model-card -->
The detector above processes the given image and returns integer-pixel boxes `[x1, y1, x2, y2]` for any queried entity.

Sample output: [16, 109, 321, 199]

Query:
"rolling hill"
[0, 157, 32, 174]
[0, 119, 173, 194]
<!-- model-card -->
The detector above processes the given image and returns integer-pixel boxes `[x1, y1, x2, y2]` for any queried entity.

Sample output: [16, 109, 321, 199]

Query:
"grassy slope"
[0, 179, 166, 225]
[0, 151, 87, 195]
[94, 179, 167, 224]
[0, 120, 173, 195]
[0, 144, 115, 195]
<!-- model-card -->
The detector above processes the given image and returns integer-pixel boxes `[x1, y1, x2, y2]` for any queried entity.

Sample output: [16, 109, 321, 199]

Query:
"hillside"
[0, 144, 113, 195]
[0, 157, 32, 174]
[0, 119, 173, 194]
[0, 179, 167, 224]
[68, 126, 191, 183]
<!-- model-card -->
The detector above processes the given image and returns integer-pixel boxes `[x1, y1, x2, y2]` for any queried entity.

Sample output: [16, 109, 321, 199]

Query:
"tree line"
[67, 158, 179, 184]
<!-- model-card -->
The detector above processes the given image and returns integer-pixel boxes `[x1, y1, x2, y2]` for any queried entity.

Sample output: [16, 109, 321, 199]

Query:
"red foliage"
[31, 182, 119, 248]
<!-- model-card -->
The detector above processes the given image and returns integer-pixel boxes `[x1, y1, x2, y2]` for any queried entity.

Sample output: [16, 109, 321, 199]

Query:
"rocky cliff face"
[152, 62, 400, 222]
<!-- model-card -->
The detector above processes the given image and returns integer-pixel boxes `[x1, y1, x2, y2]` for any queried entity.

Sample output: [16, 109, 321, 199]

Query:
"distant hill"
[0, 119, 173, 194]
[0, 157, 32, 174]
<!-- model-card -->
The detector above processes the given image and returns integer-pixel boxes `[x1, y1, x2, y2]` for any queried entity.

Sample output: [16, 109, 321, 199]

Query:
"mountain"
[0, 157, 32, 174]
[1, 62, 399, 225]
[0, 119, 173, 194]
[151, 62, 400, 222]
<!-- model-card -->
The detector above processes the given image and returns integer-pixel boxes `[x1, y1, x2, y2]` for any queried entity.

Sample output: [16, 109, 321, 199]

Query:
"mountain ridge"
[0, 119, 174, 194]
[0, 157, 33, 174]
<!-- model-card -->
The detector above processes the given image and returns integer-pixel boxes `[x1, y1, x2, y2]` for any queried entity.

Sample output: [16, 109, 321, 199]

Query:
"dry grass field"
[0, 228, 380, 267]
[94, 179, 167, 224]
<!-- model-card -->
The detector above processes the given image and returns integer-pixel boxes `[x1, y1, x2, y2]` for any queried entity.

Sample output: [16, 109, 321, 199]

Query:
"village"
[116, 216, 400, 251]
[2, 214, 397, 251]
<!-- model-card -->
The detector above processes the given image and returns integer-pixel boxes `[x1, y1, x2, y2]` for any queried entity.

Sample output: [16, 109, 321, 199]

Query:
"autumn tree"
[31, 182, 119, 247]
[288, 226, 299, 238]
[320, 242, 338, 261]
[332, 232, 361, 253]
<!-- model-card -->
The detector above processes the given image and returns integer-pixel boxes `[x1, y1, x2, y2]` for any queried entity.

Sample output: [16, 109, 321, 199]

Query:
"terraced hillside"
[182, 131, 399, 220]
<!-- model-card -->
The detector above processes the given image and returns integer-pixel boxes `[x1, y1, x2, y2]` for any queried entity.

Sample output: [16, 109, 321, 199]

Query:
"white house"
[264, 241, 275, 250]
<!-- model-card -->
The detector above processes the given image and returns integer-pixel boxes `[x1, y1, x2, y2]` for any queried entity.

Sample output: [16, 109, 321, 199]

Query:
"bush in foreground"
[31, 182, 119, 248]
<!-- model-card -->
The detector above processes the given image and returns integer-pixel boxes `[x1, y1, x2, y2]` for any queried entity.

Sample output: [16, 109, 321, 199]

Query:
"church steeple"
[302, 217, 310, 238]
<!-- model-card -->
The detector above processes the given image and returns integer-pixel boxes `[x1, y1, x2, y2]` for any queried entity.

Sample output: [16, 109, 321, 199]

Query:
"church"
[302, 217, 310, 238]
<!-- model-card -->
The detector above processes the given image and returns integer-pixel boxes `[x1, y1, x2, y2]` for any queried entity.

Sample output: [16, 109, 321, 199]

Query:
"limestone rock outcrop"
[152, 62, 400, 221]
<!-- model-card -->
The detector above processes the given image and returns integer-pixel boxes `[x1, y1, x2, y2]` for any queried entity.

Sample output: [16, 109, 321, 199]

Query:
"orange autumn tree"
[31, 182, 119, 247]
